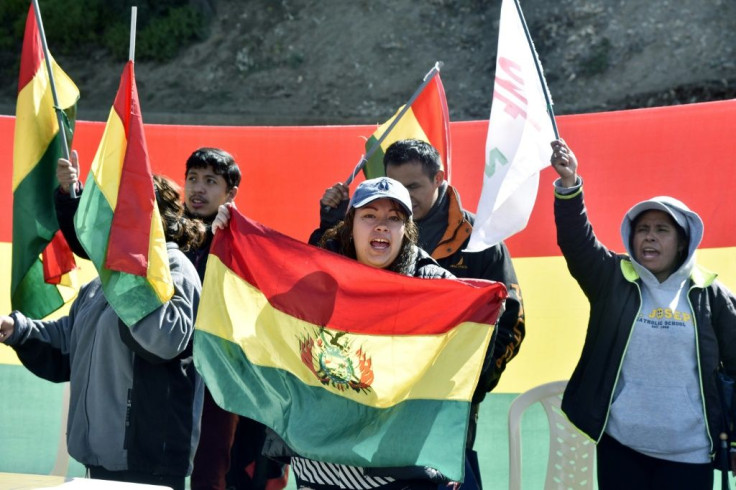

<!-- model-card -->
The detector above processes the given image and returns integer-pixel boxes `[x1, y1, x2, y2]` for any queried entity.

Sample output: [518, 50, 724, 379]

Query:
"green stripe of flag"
[11, 133, 69, 317]
[194, 329, 468, 479]
[74, 178, 162, 326]
[12, 259, 63, 319]
[363, 135, 386, 180]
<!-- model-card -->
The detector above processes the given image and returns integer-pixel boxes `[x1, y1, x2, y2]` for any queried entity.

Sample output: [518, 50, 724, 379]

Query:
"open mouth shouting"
[352, 198, 406, 269]
[640, 246, 659, 259]
[370, 238, 391, 250]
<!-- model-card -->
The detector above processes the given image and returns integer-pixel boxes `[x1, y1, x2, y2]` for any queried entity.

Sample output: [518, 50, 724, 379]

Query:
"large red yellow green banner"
[11, 5, 79, 319]
[73, 60, 172, 327]
[1, 99, 735, 393]
[194, 210, 505, 481]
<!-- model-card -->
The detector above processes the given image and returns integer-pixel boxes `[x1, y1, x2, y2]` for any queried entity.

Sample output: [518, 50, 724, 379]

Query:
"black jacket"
[555, 188, 736, 459]
[428, 186, 523, 399]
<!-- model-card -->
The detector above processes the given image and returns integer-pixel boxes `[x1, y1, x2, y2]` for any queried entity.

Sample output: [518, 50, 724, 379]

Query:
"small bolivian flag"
[194, 209, 506, 482]
[363, 72, 451, 180]
[74, 60, 172, 327]
[12, 5, 80, 319]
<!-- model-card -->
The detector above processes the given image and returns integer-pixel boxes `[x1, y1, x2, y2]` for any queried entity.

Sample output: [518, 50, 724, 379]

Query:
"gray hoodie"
[7, 243, 203, 474]
[607, 196, 709, 463]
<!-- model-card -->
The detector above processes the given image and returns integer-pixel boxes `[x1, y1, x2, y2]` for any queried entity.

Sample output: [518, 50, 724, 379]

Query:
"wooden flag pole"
[344, 61, 444, 185]
[31, 0, 76, 197]
[129, 6, 137, 62]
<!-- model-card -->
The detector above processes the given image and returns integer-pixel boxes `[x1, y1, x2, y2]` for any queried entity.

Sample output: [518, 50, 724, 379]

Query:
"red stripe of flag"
[42, 230, 76, 285]
[17, 7, 43, 93]
[104, 61, 155, 276]
[209, 210, 506, 336]
[413, 73, 451, 174]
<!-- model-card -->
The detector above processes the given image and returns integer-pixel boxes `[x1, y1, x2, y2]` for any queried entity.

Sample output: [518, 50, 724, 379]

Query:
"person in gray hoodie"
[0, 176, 205, 490]
[549, 138, 736, 489]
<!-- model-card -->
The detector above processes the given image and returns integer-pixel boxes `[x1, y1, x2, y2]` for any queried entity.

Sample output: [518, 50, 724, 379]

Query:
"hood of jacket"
[620, 195, 704, 284]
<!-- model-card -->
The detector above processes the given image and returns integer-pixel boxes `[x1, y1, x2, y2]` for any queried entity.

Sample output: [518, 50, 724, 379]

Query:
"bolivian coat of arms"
[299, 327, 374, 393]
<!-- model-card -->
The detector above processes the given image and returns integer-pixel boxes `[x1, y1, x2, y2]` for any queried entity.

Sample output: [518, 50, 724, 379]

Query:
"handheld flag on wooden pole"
[31, 0, 75, 198]
[466, 0, 557, 251]
[73, 8, 172, 327]
[73, 56, 173, 327]
[346, 61, 451, 184]
[194, 209, 506, 482]
[12, 3, 80, 319]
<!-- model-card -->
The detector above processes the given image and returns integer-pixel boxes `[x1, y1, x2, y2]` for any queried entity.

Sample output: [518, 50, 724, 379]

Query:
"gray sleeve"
[553, 176, 583, 195]
[8, 311, 73, 353]
[124, 250, 202, 360]
[6, 300, 79, 382]
[6, 284, 89, 352]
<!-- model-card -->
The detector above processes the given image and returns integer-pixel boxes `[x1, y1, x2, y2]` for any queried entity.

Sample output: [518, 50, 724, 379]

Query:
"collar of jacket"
[620, 259, 717, 288]
[431, 184, 473, 260]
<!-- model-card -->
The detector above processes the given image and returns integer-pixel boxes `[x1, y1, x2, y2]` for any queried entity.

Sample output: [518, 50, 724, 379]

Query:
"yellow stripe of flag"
[197, 254, 494, 407]
[13, 59, 78, 191]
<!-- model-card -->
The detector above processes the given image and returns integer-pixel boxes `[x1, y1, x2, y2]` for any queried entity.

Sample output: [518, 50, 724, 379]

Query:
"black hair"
[185, 147, 241, 190]
[383, 139, 443, 180]
[319, 203, 419, 274]
[154, 175, 206, 252]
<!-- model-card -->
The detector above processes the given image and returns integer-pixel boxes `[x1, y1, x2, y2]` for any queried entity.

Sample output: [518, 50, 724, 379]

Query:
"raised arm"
[551, 139, 619, 300]
[54, 150, 88, 259]
[308, 182, 349, 245]
[57, 149, 81, 195]
[550, 138, 578, 188]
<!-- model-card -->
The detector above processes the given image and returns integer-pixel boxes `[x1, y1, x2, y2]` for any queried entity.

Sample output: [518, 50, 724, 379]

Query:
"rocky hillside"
[1, 0, 734, 125]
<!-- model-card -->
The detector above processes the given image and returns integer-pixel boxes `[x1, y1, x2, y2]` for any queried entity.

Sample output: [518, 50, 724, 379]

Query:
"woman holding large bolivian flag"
[213, 177, 468, 489]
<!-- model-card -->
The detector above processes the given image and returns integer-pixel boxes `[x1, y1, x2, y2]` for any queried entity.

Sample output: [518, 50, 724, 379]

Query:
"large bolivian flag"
[73, 60, 172, 327]
[194, 209, 506, 482]
[363, 71, 451, 180]
[12, 5, 80, 319]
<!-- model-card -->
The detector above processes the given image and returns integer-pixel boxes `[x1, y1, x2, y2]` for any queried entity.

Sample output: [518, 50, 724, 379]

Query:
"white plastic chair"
[508, 380, 595, 490]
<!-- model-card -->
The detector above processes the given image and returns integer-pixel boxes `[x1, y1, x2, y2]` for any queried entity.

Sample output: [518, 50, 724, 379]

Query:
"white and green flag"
[466, 0, 556, 251]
